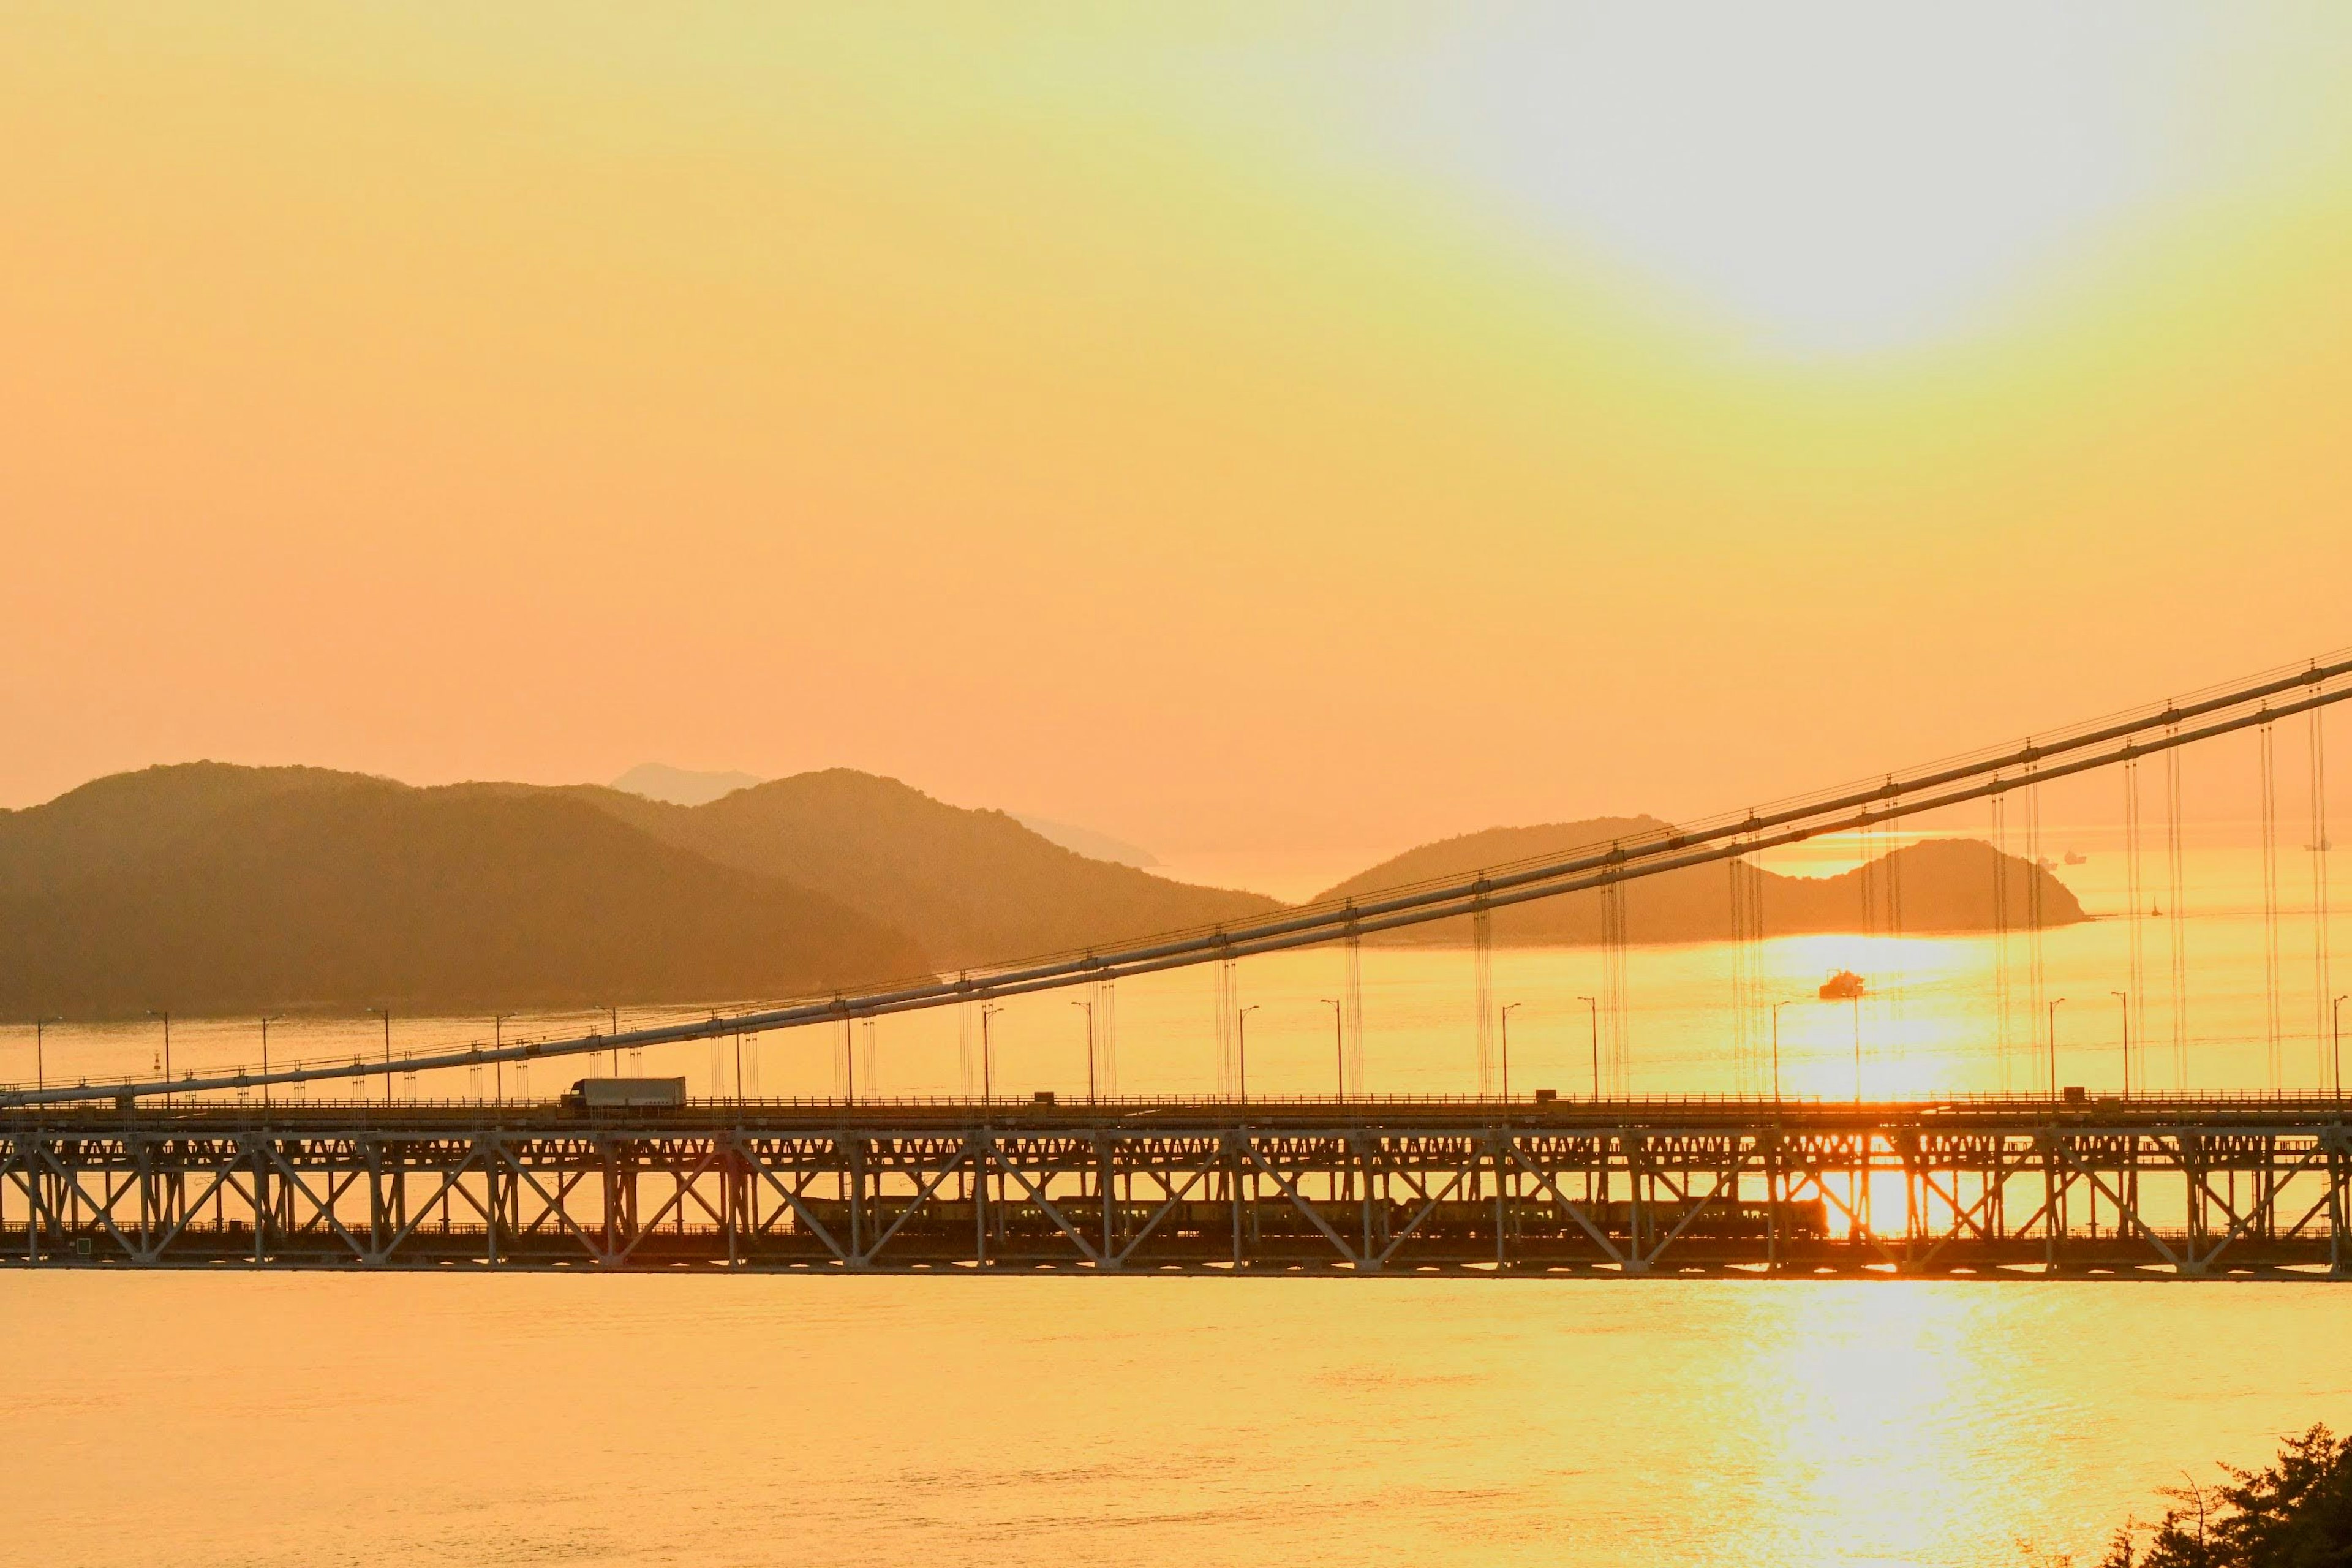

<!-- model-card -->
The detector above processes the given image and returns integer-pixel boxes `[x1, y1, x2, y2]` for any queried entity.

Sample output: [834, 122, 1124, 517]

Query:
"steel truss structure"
[7, 1098, 2351, 1276]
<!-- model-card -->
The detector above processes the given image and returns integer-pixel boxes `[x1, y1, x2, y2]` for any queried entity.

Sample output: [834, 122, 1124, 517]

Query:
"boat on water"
[2064, 850, 2087, 865]
[1818, 969, 1865, 1001]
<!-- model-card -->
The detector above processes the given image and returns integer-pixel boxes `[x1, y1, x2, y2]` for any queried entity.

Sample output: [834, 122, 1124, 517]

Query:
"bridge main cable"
[9, 651, 2351, 1108]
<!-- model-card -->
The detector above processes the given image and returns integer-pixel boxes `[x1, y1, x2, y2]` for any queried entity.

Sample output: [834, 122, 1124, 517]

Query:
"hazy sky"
[7, 6, 2351, 883]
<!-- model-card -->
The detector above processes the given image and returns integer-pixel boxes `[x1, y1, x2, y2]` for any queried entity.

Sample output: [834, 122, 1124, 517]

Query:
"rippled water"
[9, 1274, 2351, 1567]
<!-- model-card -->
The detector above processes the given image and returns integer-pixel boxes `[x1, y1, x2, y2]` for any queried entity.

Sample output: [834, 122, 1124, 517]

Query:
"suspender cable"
[2313, 705, 2334, 1087]
[2125, 759, 2146, 1089]
[1095, 978, 1118, 1098]
[2027, 777, 2048, 1078]
[1886, 789, 1907, 1046]
[1992, 791, 2013, 1093]
[1747, 850, 1767, 1094]
[1727, 850, 1765, 1096]
[957, 991, 977, 1097]
[1214, 955, 1238, 1098]
[1473, 902, 1496, 1098]
[2167, 734, 2190, 1088]
[1343, 931, 1365, 1099]
[2262, 720, 2284, 1088]
[1603, 864, 1630, 1093]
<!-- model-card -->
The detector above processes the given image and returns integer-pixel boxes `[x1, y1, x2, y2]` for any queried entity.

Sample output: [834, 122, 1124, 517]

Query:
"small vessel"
[1819, 969, 1865, 1001]
[2064, 850, 2087, 865]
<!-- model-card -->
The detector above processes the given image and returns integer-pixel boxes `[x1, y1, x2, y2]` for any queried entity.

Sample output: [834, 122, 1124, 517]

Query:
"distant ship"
[2064, 850, 2087, 865]
[1819, 969, 1865, 1001]
[2307, 839, 2334, 853]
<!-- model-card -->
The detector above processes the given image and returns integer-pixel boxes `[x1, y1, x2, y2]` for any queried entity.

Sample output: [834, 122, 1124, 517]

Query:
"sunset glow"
[9, 9, 2352, 872]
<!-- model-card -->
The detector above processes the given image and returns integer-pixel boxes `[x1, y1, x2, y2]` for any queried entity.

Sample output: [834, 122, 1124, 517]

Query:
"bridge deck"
[7, 1097, 2348, 1277]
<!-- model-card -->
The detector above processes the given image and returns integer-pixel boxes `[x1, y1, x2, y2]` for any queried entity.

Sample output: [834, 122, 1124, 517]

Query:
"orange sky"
[7, 9, 2352, 887]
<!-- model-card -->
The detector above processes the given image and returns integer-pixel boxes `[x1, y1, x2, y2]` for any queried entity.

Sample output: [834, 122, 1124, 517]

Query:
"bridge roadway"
[6, 1095, 2350, 1276]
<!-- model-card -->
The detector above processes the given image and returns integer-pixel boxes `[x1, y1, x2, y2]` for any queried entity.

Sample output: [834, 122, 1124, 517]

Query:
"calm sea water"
[6, 833, 2345, 1566]
[7, 1275, 2351, 1567]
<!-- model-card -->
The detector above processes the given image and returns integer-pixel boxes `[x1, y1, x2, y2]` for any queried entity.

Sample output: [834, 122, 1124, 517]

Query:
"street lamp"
[258, 1015, 284, 1111]
[146, 1009, 171, 1107]
[2048, 998, 2068, 1101]
[34, 1016, 62, 1095]
[1500, 1002, 1523, 1104]
[1577, 995, 1600, 1102]
[1770, 1000, 1791, 1105]
[1236, 1005, 1260, 1106]
[2334, 995, 2347, 1102]
[1070, 998, 1097, 1105]
[603, 1005, 620, 1076]
[981, 1003, 1005, 1106]
[1319, 998, 1344, 1103]
[2111, 990, 2131, 1099]
[366, 1007, 393, 1108]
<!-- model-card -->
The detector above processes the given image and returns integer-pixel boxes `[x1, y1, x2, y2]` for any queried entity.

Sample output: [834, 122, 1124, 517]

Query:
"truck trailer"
[560, 1077, 688, 1112]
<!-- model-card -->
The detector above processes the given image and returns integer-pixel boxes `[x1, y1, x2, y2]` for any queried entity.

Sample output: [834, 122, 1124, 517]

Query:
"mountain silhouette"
[0, 763, 1277, 1019]
[573, 769, 1276, 972]
[2, 769, 2088, 1024]
[0, 764, 924, 1018]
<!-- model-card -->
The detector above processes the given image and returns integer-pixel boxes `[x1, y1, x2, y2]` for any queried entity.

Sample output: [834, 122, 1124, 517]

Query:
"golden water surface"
[7, 1274, 2349, 1567]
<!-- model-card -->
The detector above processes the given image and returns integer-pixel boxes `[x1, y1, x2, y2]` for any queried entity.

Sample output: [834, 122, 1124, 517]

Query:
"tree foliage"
[2103, 1425, 2352, 1568]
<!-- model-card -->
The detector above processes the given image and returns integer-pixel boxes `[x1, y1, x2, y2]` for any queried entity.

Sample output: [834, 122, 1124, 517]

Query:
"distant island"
[0, 767, 2081, 1020]
[1316, 816, 2087, 946]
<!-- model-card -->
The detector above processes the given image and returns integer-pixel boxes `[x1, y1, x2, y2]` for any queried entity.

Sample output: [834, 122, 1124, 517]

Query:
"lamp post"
[1500, 1002, 1522, 1104]
[604, 1005, 620, 1076]
[258, 1015, 283, 1112]
[1236, 1005, 1259, 1106]
[981, 1003, 1004, 1106]
[1319, 998, 1344, 1103]
[146, 1009, 171, 1107]
[2334, 995, 2347, 1102]
[1771, 1000, 1790, 1105]
[34, 1016, 62, 1095]
[2111, 990, 2131, 1099]
[366, 1007, 392, 1108]
[2048, 998, 2067, 1101]
[1070, 998, 1096, 1106]
[1577, 995, 1600, 1102]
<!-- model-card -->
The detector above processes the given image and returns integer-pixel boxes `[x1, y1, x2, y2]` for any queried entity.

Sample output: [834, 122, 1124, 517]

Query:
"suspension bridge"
[3, 652, 2346, 1275]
